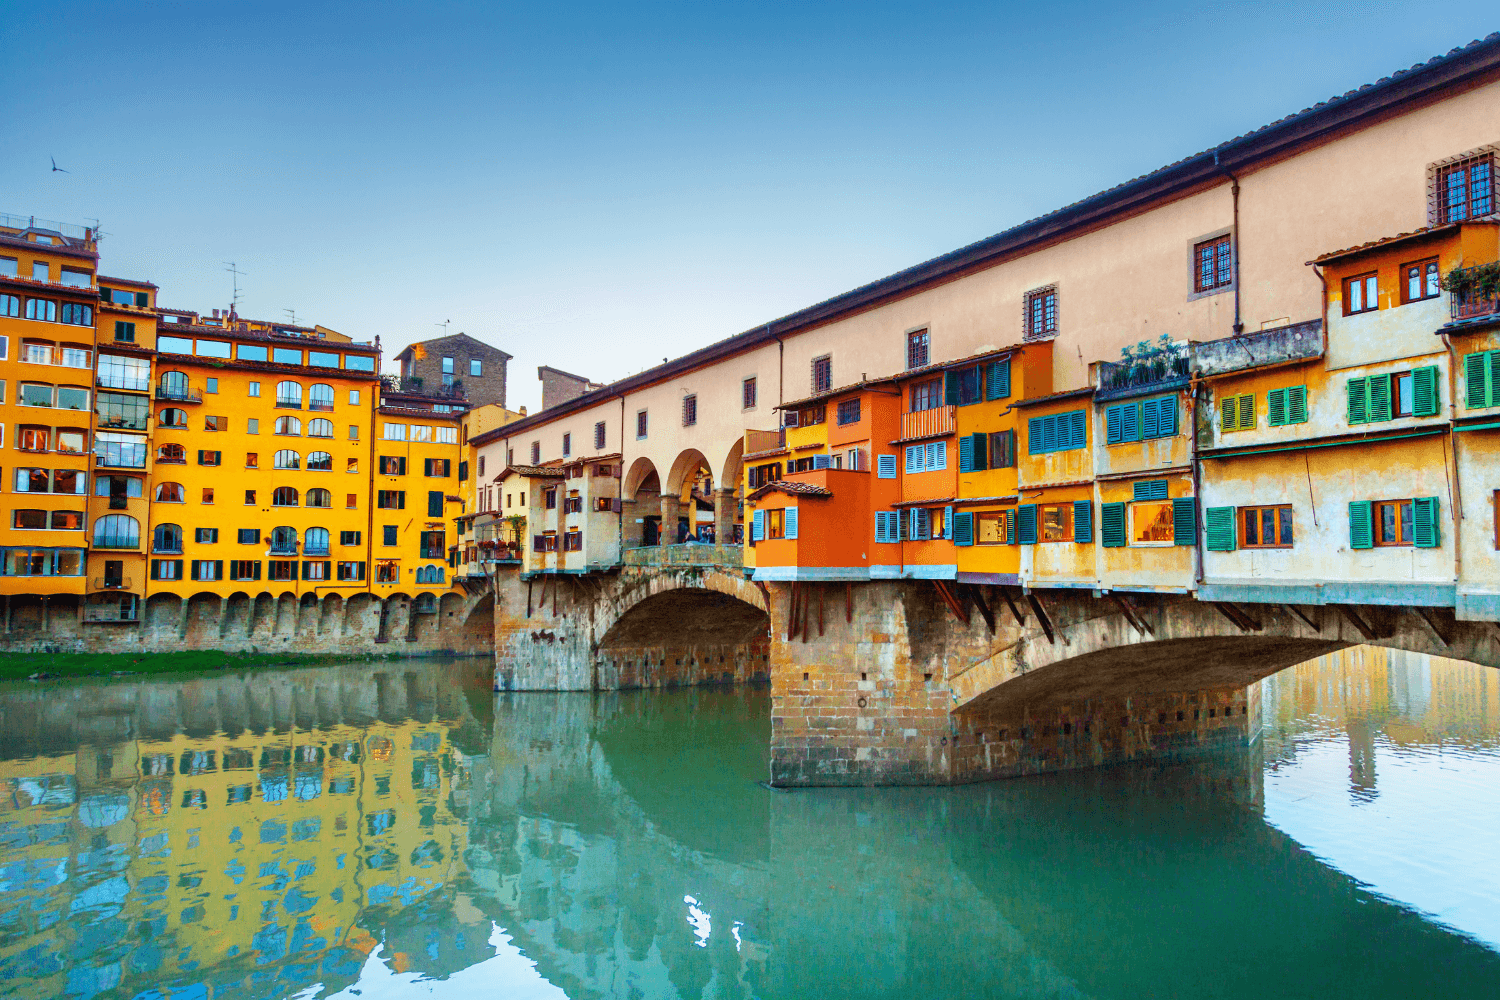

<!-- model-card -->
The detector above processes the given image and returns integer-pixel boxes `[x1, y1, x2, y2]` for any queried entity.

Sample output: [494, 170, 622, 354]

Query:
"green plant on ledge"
[1440, 261, 1500, 300]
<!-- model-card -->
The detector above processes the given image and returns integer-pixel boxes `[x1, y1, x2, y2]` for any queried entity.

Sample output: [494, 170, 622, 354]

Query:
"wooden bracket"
[526, 579, 533, 619]
[1000, 587, 1027, 627]
[1412, 606, 1450, 648]
[1213, 601, 1260, 634]
[967, 585, 996, 635]
[1026, 592, 1056, 645]
[1110, 594, 1154, 637]
[786, 583, 800, 642]
[818, 584, 825, 637]
[932, 581, 969, 626]
[1285, 604, 1320, 633]
[1334, 604, 1377, 641]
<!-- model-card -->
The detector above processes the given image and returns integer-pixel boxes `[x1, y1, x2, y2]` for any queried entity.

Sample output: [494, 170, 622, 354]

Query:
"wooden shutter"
[1106, 405, 1125, 444]
[1205, 507, 1237, 551]
[943, 505, 954, 540]
[877, 454, 897, 478]
[1172, 497, 1196, 545]
[944, 371, 960, 405]
[1133, 479, 1168, 501]
[1120, 403, 1140, 442]
[953, 512, 974, 546]
[1141, 399, 1161, 439]
[1017, 504, 1037, 544]
[1412, 365, 1440, 416]
[971, 433, 988, 471]
[1235, 394, 1256, 430]
[1157, 396, 1178, 436]
[1101, 502, 1126, 547]
[1348, 500, 1373, 549]
[1068, 411, 1087, 448]
[1368, 373, 1392, 422]
[1073, 500, 1092, 543]
[1041, 415, 1059, 452]
[986, 359, 1011, 400]
[1220, 395, 1237, 432]
[1005, 509, 1016, 544]
[1464, 352, 1489, 408]
[1347, 377, 1369, 425]
[905, 445, 922, 474]
[784, 506, 798, 540]
[752, 510, 765, 542]
[1267, 388, 1287, 427]
[1027, 416, 1044, 454]
[1412, 496, 1440, 548]
[958, 435, 975, 472]
[1287, 385, 1308, 424]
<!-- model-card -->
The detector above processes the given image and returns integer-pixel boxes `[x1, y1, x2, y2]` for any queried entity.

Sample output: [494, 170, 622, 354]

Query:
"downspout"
[618, 394, 626, 552]
[1189, 364, 1205, 587]
[1214, 151, 1244, 335]
[1440, 329, 1464, 584]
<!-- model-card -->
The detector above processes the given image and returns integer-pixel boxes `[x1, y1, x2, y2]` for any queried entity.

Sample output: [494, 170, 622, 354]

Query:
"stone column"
[660, 495, 681, 544]
[714, 489, 737, 546]
[620, 499, 644, 550]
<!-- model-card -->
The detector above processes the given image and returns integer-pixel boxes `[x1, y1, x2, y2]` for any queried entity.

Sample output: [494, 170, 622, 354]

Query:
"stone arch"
[665, 448, 713, 499]
[459, 594, 495, 650]
[143, 593, 181, 638]
[318, 593, 344, 636]
[250, 592, 277, 639]
[183, 591, 222, 641]
[622, 457, 660, 503]
[221, 591, 253, 638]
[344, 592, 378, 642]
[719, 436, 744, 495]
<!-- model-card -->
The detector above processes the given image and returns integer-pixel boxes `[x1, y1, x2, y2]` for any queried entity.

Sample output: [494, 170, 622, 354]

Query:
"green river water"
[0, 646, 1495, 999]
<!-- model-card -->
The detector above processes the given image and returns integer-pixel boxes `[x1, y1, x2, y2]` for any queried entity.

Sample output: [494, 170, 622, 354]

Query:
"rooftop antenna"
[435, 319, 451, 337]
[284, 308, 298, 326]
[224, 261, 247, 313]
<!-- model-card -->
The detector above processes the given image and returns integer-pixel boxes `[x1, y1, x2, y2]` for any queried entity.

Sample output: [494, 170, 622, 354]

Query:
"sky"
[2, 2, 1496, 412]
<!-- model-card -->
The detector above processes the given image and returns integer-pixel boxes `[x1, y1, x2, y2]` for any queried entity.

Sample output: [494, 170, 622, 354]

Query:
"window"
[31, 262, 48, 282]
[203, 487, 215, 504]
[60, 303, 92, 326]
[545, 488, 557, 510]
[98, 354, 150, 392]
[1436, 154, 1494, 224]
[197, 450, 221, 466]
[150, 559, 183, 581]
[346, 493, 357, 508]
[93, 515, 139, 549]
[837, 399, 861, 425]
[436, 425, 457, 443]
[248, 381, 261, 397]
[26, 298, 57, 323]
[273, 348, 302, 366]
[276, 381, 303, 408]
[1348, 367, 1440, 423]
[96, 391, 148, 431]
[682, 395, 697, 426]
[480, 456, 487, 476]
[204, 415, 226, 432]
[19, 382, 53, 407]
[11, 509, 46, 530]
[55, 429, 84, 455]
[309, 384, 334, 410]
[1219, 394, 1256, 432]
[909, 379, 942, 412]
[275, 415, 301, 436]
[562, 432, 572, 456]
[246, 418, 260, 435]
[230, 561, 261, 581]
[238, 529, 261, 544]
[16, 426, 48, 452]
[113, 321, 135, 343]
[383, 423, 406, 441]
[428, 491, 444, 517]
[1128, 501, 1175, 546]
[425, 458, 451, 477]
[1402, 258, 1441, 304]
[244, 490, 256, 505]
[382, 525, 398, 546]
[306, 488, 332, 507]
[1266, 386, 1309, 426]
[906, 329, 930, 370]
[307, 452, 333, 471]
[1027, 411, 1087, 454]
[1240, 505, 1293, 548]
[348, 424, 359, 440]
[742, 377, 757, 410]
[469, 357, 482, 377]
[96, 431, 146, 468]
[379, 456, 407, 475]
[303, 417, 333, 438]
[272, 486, 299, 506]
[273, 450, 300, 470]
[154, 481, 185, 503]
[988, 429, 1016, 468]
[1376, 500, 1414, 546]
[269, 561, 296, 581]
[376, 560, 399, 583]
[340, 530, 362, 546]
[270, 526, 299, 554]
[976, 511, 1014, 545]
[304, 527, 331, 555]
[529, 441, 541, 464]
[338, 561, 366, 581]
[1193, 235, 1233, 293]
[411, 424, 433, 443]
[1025, 287, 1057, 339]
[811, 356, 832, 393]
[1039, 503, 1074, 542]
[636, 410, 648, 439]
[156, 407, 187, 429]
[1343, 272, 1379, 315]
[1348, 497, 1441, 549]
[0, 295, 14, 317]
[420, 531, 446, 558]
[904, 441, 947, 474]
[153, 523, 183, 553]
[1464, 350, 1500, 409]
[191, 560, 224, 582]
[377, 490, 405, 509]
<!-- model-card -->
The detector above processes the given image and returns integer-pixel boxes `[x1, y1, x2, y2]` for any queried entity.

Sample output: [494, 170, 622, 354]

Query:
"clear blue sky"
[3, 3, 1495, 411]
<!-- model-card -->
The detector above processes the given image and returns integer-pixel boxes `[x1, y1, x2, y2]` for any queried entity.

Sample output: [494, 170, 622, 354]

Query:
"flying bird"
[50, 157, 68, 173]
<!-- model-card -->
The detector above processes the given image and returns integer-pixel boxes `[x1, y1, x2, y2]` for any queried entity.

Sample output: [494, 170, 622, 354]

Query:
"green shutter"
[1236, 394, 1256, 430]
[958, 435, 974, 472]
[1074, 500, 1092, 543]
[986, 360, 1011, 400]
[1133, 479, 1168, 501]
[1412, 496, 1440, 548]
[944, 371, 960, 405]
[1369, 373, 1392, 422]
[953, 512, 974, 546]
[1172, 497, 1196, 546]
[1465, 352, 1489, 409]
[1347, 377, 1369, 425]
[971, 432, 988, 471]
[1101, 502, 1126, 547]
[1267, 388, 1287, 426]
[1005, 509, 1016, 544]
[1205, 507, 1237, 551]
[1017, 504, 1037, 545]
[1287, 384, 1308, 424]
[1348, 500, 1373, 549]
[1220, 396, 1237, 432]
[1106, 405, 1124, 444]
[1412, 365, 1440, 417]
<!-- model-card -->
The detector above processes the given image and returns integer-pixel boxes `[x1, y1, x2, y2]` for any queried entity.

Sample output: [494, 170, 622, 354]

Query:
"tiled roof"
[1011, 386, 1096, 408]
[746, 480, 834, 502]
[493, 464, 567, 482]
[1312, 223, 1470, 263]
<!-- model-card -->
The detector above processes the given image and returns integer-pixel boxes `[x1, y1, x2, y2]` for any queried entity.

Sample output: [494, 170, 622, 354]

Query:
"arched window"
[309, 384, 334, 411]
[272, 486, 299, 507]
[154, 482, 184, 503]
[304, 527, 330, 554]
[276, 381, 303, 408]
[152, 523, 183, 553]
[415, 566, 446, 585]
[158, 408, 188, 427]
[270, 525, 298, 553]
[274, 415, 301, 436]
[307, 418, 334, 438]
[92, 514, 139, 549]
[159, 370, 189, 399]
[306, 488, 332, 508]
[157, 443, 185, 463]
[273, 450, 300, 470]
[306, 451, 332, 471]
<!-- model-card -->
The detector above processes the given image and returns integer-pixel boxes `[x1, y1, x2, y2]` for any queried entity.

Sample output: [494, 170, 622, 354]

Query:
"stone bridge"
[493, 551, 1500, 786]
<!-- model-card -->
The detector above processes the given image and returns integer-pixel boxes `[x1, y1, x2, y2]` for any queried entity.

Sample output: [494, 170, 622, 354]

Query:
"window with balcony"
[270, 526, 299, 554]
[309, 383, 334, 411]
[276, 381, 303, 408]
[93, 515, 140, 549]
[98, 355, 150, 392]
[153, 523, 183, 553]
[304, 527, 331, 555]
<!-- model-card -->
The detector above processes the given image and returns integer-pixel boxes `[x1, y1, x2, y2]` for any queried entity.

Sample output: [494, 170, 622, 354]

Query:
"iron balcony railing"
[91, 577, 132, 590]
[155, 385, 203, 403]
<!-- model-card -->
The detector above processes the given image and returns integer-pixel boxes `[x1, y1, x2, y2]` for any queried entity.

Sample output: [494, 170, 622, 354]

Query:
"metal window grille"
[1025, 288, 1057, 338]
[742, 378, 757, 409]
[1194, 235, 1232, 292]
[812, 356, 831, 393]
[1438, 155, 1495, 223]
[907, 330, 929, 369]
[682, 395, 697, 426]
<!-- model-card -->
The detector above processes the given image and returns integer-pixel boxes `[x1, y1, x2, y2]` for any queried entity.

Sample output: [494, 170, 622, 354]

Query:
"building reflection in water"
[0, 647, 1495, 1000]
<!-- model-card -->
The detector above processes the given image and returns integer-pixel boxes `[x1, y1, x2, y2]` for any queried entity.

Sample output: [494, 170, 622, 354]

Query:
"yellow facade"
[146, 323, 380, 598]
[374, 402, 464, 595]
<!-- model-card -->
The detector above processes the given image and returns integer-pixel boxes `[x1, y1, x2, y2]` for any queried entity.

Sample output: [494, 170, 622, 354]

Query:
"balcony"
[92, 537, 140, 550]
[83, 598, 138, 623]
[899, 405, 955, 441]
[155, 385, 203, 403]
[1447, 264, 1500, 322]
[743, 428, 786, 457]
[1192, 321, 1322, 379]
[91, 577, 132, 590]
[1096, 337, 1193, 400]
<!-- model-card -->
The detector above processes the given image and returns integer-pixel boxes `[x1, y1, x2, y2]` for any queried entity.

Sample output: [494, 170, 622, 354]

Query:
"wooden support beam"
[1110, 594, 1153, 637]
[1286, 604, 1320, 633]
[1026, 592, 1056, 645]
[526, 579, 533, 619]
[846, 582, 853, 624]
[802, 586, 811, 644]
[932, 581, 968, 626]
[1412, 606, 1450, 648]
[1334, 604, 1377, 641]
[1212, 602, 1256, 634]
[967, 585, 996, 635]
[786, 583, 799, 642]
[1000, 587, 1026, 627]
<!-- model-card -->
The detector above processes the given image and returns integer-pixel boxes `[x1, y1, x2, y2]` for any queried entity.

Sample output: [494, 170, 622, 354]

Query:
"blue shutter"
[1073, 500, 1093, 543]
[1172, 497, 1196, 546]
[1348, 500, 1373, 549]
[986, 359, 1011, 400]
[877, 454, 897, 479]
[812, 454, 830, 470]
[1157, 396, 1178, 436]
[1106, 405, 1124, 444]
[905, 445, 922, 474]
[1027, 416, 1044, 454]
[1005, 509, 1016, 544]
[1017, 504, 1038, 544]
[784, 506, 798, 540]
[1042, 416, 1059, 452]
[908, 508, 920, 541]
[1133, 479, 1168, 501]
[970, 433, 987, 471]
[943, 505, 954, 540]
[1101, 502, 1126, 547]
[959, 435, 974, 472]
[1141, 399, 1160, 439]
[1120, 404, 1140, 443]
[953, 512, 974, 546]
[928, 441, 946, 470]
[752, 510, 765, 542]
[1068, 410, 1087, 449]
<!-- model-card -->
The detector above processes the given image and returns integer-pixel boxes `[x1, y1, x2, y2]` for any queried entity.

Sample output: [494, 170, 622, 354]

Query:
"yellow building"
[146, 311, 381, 600]
[0, 215, 101, 624]
[374, 382, 465, 604]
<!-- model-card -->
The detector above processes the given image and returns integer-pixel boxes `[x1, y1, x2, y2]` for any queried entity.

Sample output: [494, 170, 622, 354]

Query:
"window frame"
[1038, 502, 1074, 543]
[1375, 498, 1415, 547]
[1239, 504, 1294, 549]
[1343, 272, 1379, 316]
[1400, 257, 1441, 304]
[1024, 286, 1057, 340]
[906, 329, 930, 370]
[742, 377, 757, 410]
[1435, 153, 1495, 225]
[1192, 233, 1233, 294]
[1128, 500, 1177, 547]
[811, 355, 832, 394]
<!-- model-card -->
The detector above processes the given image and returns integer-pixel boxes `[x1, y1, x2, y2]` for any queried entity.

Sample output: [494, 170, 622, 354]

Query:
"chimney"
[212, 308, 220, 319]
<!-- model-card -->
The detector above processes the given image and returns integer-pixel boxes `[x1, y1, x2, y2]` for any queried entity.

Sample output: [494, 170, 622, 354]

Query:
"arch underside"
[598, 588, 769, 651]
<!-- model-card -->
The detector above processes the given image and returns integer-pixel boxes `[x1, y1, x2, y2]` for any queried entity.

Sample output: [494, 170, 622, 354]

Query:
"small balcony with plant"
[1096, 335, 1192, 401]
[1443, 261, 1500, 324]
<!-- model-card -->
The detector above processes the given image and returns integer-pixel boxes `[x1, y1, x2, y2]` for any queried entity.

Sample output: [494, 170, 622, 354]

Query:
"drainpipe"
[1189, 362, 1206, 588]
[1214, 151, 1244, 335]
[1440, 329, 1464, 585]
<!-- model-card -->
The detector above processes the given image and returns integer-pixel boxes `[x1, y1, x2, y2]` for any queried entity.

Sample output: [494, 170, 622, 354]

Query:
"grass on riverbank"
[0, 650, 386, 682]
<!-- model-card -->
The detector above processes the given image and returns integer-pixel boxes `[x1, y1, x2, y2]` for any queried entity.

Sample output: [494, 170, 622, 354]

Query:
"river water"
[0, 648, 1495, 1000]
